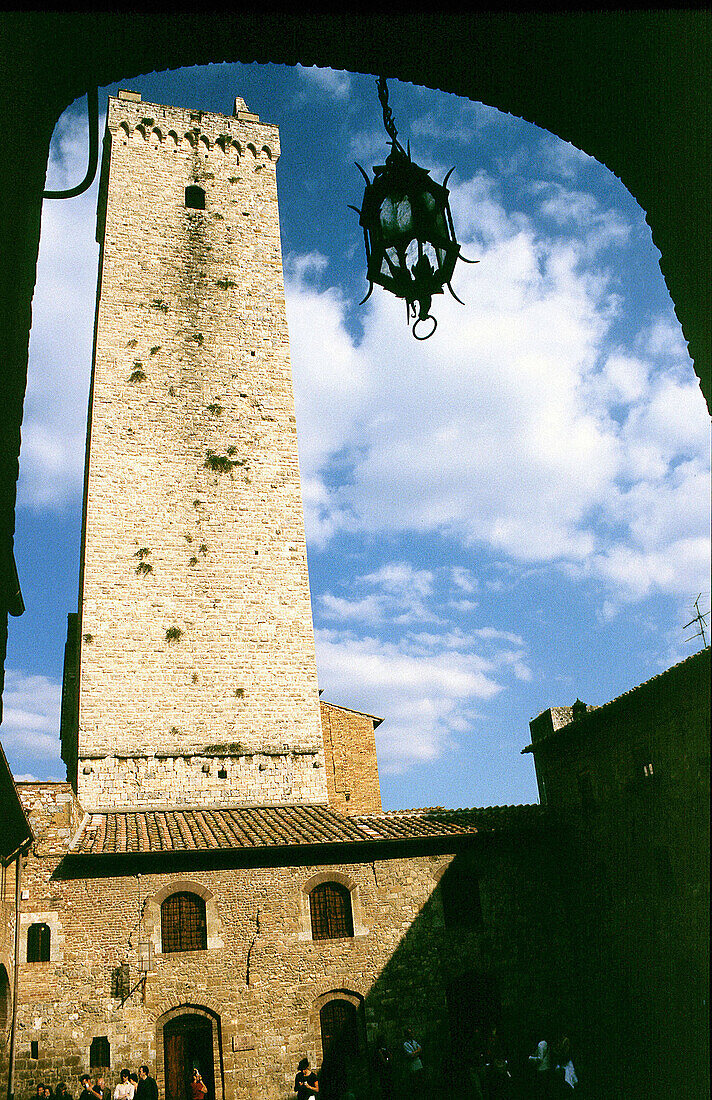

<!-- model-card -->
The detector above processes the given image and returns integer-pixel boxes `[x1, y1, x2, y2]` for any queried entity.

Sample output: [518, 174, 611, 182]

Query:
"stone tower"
[61, 91, 328, 810]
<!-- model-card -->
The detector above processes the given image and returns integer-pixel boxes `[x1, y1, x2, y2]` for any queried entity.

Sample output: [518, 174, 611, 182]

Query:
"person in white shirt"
[402, 1028, 424, 1076]
[554, 1036, 579, 1091]
[113, 1070, 135, 1100]
[529, 1038, 552, 1098]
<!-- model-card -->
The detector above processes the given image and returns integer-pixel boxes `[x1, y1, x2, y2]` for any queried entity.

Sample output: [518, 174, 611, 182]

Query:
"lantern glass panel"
[380, 195, 415, 239]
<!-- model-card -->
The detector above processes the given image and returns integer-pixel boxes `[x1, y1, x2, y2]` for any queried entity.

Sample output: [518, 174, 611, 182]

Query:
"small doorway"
[164, 1014, 215, 1100]
[319, 999, 363, 1100]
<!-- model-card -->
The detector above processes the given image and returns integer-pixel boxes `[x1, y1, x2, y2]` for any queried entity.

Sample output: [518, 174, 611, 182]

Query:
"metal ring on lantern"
[413, 315, 437, 340]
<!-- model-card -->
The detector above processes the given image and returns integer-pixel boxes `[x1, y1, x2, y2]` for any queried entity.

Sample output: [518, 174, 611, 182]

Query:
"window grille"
[185, 185, 205, 210]
[27, 922, 50, 962]
[309, 882, 354, 940]
[90, 1036, 110, 1068]
[161, 892, 207, 952]
[320, 999, 359, 1060]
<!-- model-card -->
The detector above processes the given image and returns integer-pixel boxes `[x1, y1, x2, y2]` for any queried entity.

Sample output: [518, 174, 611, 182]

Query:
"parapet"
[106, 93, 280, 162]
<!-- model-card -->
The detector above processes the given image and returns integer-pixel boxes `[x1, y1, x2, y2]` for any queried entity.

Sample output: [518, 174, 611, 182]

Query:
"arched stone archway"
[156, 1005, 224, 1100]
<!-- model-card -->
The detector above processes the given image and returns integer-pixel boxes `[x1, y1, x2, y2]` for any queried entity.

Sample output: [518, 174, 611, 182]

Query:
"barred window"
[27, 922, 50, 962]
[309, 882, 354, 940]
[161, 892, 207, 953]
[320, 999, 359, 1060]
[90, 1036, 110, 1068]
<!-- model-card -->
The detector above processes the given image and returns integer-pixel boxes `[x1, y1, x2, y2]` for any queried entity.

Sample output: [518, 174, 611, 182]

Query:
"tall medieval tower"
[61, 90, 329, 810]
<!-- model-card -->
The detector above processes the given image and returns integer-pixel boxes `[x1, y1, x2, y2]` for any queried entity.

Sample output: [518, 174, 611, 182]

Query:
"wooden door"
[165, 1032, 187, 1100]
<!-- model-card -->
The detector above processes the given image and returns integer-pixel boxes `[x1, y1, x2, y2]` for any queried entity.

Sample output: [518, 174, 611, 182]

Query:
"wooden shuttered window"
[309, 882, 354, 940]
[161, 892, 207, 953]
[27, 922, 50, 962]
[90, 1036, 110, 1068]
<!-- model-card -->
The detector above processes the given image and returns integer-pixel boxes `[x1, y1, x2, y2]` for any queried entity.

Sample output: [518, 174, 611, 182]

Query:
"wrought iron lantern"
[352, 78, 477, 340]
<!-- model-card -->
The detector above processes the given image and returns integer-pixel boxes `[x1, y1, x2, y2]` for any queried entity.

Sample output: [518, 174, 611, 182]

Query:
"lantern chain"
[377, 77, 406, 157]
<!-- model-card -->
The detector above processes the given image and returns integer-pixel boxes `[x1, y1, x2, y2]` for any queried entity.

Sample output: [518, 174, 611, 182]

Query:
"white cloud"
[286, 164, 710, 611]
[19, 106, 100, 511]
[0, 670, 62, 767]
[315, 629, 505, 772]
[297, 65, 351, 101]
[319, 562, 437, 625]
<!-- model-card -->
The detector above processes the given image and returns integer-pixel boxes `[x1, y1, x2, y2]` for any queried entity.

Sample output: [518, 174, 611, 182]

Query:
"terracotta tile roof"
[69, 801, 543, 856]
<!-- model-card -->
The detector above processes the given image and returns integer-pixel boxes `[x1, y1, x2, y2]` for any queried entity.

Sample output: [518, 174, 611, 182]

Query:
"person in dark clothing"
[294, 1058, 319, 1100]
[92, 1077, 110, 1100]
[55, 1083, 71, 1100]
[136, 1067, 158, 1100]
[79, 1076, 98, 1100]
[374, 1036, 394, 1099]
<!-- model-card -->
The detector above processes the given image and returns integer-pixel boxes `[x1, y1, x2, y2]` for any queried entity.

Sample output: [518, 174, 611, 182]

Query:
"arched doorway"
[163, 1013, 216, 1100]
[0, 964, 10, 1033]
[318, 997, 365, 1100]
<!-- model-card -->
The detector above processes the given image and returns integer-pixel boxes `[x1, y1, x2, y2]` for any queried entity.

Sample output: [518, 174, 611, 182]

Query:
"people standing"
[529, 1037, 552, 1099]
[374, 1035, 394, 1099]
[113, 1070, 135, 1100]
[293, 1058, 319, 1100]
[79, 1077, 97, 1100]
[402, 1027, 424, 1086]
[92, 1077, 110, 1100]
[553, 1036, 578, 1093]
[189, 1070, 207, 1100]
[136, 1066, 158, 1100]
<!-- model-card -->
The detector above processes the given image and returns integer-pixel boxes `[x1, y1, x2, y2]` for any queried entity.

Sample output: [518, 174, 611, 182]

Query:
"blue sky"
[3, 62, 710, 809]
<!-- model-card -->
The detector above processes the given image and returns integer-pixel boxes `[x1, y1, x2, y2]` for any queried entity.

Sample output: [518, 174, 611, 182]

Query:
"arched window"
[90, 1036, 110, 1068]
[161, 892, 207, 953]
[320, 999, 359, 1061]
[185, 185, 205, 210]
[309, 882, 353, 940]
[27, 922, 50, 962]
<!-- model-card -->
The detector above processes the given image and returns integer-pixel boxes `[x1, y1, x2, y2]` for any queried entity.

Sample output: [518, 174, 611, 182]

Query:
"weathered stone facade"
[5, 785, 566, 1100]
[66, 91, 325, 810]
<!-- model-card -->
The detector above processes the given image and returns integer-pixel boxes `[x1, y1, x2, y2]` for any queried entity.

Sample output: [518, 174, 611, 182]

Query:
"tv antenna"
[682, 594, 710, 649]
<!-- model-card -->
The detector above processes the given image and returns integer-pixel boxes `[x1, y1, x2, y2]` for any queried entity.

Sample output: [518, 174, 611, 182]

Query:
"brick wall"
[319, 701, 382, 815]
[8, 784, 569, 1100]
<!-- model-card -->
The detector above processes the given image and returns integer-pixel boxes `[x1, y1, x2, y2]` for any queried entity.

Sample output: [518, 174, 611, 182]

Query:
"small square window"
[30, 1041, 39, 1059]
[185, 185, 205, 210]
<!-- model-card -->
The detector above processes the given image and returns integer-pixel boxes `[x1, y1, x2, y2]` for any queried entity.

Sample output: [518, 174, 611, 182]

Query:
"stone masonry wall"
[319, 701, 382, 815]
[73, 93, 326, 809]
[11, 784, 569, 1100]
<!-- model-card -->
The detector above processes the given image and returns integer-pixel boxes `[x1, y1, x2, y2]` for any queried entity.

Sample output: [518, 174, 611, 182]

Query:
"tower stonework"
[66, 91, 328, 809]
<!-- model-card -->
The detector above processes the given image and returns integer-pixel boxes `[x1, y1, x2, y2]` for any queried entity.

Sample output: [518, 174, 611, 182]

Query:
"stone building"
[0, 88, 708, 1100]
[0, 91, 570, 1100]
[524, 644, 711, 1100]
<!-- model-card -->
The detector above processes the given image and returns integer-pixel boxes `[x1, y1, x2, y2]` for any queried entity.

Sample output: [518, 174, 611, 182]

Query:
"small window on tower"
[185, 185, 205, 210]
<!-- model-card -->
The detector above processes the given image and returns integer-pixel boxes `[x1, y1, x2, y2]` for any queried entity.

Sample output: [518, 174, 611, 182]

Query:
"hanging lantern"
[351, 77, 477, 340]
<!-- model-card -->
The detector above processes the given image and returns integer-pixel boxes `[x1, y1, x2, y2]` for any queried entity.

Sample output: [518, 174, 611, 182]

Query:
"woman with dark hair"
[294, 1058, 318, 1100]
[189, 1070, 207, 1100]
[113, 1070, 134, 1100]
[55, 1083, 72, 1100]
